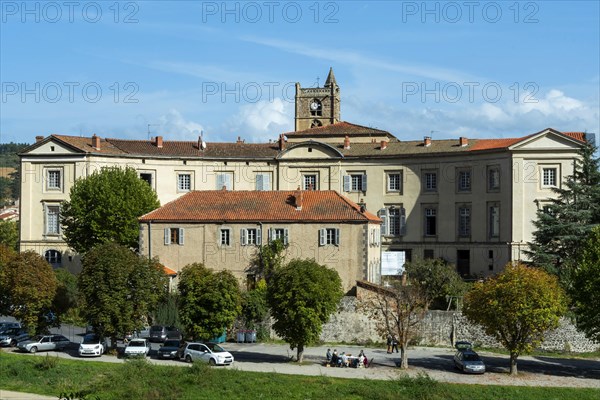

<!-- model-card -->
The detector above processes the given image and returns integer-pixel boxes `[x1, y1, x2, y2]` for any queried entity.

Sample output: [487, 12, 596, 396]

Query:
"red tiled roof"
[140, 190, 381, 223]
[468, 137, 527, 151]
[562, 132, 586, 142]
[285, 121, 396, 139]
[162, 265, 177, 276]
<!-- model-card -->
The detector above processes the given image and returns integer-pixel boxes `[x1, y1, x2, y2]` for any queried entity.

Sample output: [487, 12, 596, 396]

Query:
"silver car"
[180, 342, 234, 366]
[17, 334, 70, 353]
[453, 341, 485, 374]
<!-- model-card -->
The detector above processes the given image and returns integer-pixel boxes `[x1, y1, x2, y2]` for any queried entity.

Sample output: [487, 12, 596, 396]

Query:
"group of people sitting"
[325, 349, 369, 368]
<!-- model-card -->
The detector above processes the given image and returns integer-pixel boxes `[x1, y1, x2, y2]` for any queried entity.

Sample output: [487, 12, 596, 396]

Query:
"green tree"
[527, 141, 600, 285]
[61, 167, 160, 254]
[154, 292, 181, 329]
[405, 258, 467, 309]
[178, 263, 241, 341]
[251, 238, 287, 282]
[0, 246, 58, 334]
[570, 226, 600, 341]
[53, 268, 81, 323]
[267, 259, 343, 362]
[0, 220, 19, 251]
[463, 263, 568, 375]
[78, 242, 166, 348]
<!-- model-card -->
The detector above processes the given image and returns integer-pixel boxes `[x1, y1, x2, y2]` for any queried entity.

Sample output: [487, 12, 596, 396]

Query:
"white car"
[78, 334, 107, 357]
[17, 334, 70, 353]
[180, 342, 234, 366]
[123, 338, 150, 357]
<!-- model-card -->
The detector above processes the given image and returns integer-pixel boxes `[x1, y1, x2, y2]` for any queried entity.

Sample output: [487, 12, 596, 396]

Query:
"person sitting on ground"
[341, 352, 348, 367]
[331, 349, 339, 367]
[358, 350, 365, 368]
[326, 348, 332, 365]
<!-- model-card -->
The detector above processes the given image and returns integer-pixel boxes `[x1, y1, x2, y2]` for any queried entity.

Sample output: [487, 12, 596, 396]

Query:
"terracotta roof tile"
[467, 137, 526, 151]
[285, 121, 396, 139]
[110, 139, 279, 158]
[140, 190, 381, 223]
[561, 132, 586, 142]
[162, 265, 177, 276]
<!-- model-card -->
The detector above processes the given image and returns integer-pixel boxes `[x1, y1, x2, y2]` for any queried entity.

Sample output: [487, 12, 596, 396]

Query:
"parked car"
[17, 334, 70, 353]
[0, 321, 21, 330]
[123, 338, 150, 357]
[0, 327, 29, 347]
[149, 325, 182, 342]
[453, 341, 485, 374]
[157, 339, 182, 359]
[180, 342, 234, 366]
[78, 334, 108, 357]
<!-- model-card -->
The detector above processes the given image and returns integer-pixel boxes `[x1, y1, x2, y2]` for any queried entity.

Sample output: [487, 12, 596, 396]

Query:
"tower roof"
[324, 67, 337, 87]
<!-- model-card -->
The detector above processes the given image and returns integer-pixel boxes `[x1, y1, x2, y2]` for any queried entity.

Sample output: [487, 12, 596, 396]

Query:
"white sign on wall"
[381, 251, 406, 276]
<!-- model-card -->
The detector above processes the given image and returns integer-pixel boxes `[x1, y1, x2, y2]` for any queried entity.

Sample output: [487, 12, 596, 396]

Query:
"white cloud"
[156, 109, 205, 140]
[222, 98, 293, 142]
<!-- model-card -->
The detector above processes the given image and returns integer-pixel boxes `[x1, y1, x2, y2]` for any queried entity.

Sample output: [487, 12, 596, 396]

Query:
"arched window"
[310, 99, 322, 116]
[311, 119, 323, 128]
[45, 250, 62, 267]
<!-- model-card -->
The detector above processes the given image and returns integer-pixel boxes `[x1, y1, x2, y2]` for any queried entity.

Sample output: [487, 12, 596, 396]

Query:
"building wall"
[139, 221, 380, 292]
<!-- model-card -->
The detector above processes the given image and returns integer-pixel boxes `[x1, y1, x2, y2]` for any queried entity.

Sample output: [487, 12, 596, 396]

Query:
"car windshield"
[82, 334, 100, 344]
[150, 326, 163, 332]
[206, 343, 225, 352]
[463, 353, 481, 362]
[31, 335, 43, 342]
[128, 341, 145, 347]
[163, 340, 180, 347]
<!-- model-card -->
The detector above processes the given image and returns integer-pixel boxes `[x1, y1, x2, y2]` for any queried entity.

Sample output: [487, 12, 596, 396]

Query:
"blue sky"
[1, 1, 599, 144]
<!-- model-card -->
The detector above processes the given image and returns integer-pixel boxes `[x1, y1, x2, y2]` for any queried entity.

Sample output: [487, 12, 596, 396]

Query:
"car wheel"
[185, 354, 192, 363]
[209, 358, 216, 366]
[10, 340, 16, 347]
[30, 346, 37, 354]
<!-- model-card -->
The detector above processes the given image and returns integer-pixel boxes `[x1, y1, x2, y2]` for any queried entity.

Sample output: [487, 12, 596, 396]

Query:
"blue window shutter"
[400, 207, 407, 236]
[263, 174, 271, 190]
[319, 229, 325, 246]
[378, 208, 388, 237]
[225, 174, 232, 190]
[335, 228, 340, 246]
[164, 228, 170, 245]
[216, 174, 224, 190]
[284, 229, 289, 245]
[256, 174, 263, 191]
[179, 228, 185, 245]
[362, 174, 368, 192]
[256, 228, 262, 245]
[343, 175, 350, 192]
[240, 229, 247, 245]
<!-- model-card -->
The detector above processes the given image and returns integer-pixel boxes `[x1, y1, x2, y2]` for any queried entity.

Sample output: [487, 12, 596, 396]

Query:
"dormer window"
[309, 99, 322, 116]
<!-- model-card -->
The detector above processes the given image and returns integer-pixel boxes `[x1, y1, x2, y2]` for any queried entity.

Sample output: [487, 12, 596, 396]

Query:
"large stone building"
[18, 69, 588, 283]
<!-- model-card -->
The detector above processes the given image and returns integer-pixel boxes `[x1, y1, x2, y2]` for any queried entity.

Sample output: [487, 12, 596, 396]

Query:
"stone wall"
[317, 295, 600, 353]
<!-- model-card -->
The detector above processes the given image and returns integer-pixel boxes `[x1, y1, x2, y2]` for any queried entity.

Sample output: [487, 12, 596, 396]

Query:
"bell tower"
[294, 67, 341, 131]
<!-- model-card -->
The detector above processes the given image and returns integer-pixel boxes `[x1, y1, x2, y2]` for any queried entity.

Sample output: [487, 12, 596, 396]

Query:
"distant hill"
[0, 143, 29, 169]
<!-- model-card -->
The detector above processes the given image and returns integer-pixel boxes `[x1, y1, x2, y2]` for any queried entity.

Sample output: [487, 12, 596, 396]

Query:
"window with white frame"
[423, 171, 437, 192]
[216, 173, 233, 190]
[424, 207, 437, 236]
[319, 228, 339, 246]
[387, 172, 402, 192]
[255, 173, 271, 191]
[140, 172, 153, 187]
[487, 167, 500, 191]
[457, 169, 471, 192]
[303, 174, 318, 190]
[343, 173, 367, 192]
[45, 205, 60, 235]
[177, 173, 191, 192]
[220, 228, 231, 246]
[542, 167, 557, 187]
[164, 227, 184, 245]
[458, 206, 471, 237]
[269, 228, 289, 245]
[44, 250, 62, 267]
[241, 228, 261, 246]
[378, 206, 406, 237]
[489, 204, 500, 238]
[46, 169, 62, 190]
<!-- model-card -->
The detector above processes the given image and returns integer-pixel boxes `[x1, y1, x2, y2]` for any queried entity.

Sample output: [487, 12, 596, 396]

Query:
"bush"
[35, 354, 59, 370]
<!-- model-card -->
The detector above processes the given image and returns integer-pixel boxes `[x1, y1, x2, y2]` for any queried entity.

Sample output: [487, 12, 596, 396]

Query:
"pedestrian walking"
[392, 335, 399, 353]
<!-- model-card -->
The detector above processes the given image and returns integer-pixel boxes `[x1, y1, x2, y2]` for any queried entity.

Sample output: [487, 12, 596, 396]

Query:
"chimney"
[155, 136, 163, 148]
[278, 134, 286, 151]
[294, 186, 303, 210]
[343, 135, 350, 149]
[459, 137, 468, 147]
[35, 135, 44, 143]
[424, 136, 432, 147]
[236, 136, 242, 144]
[198, 135, 206, 151]
[92, 134, 100, 150]
[380, 140, 388, 150]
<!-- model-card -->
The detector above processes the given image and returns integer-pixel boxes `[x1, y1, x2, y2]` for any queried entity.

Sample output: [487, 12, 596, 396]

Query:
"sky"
[1, 0, 599, 145]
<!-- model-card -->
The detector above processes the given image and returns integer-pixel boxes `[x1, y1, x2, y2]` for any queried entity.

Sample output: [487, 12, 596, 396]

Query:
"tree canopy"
[78, 242, 166, 347]
[405, 258, 467, 309]
[178, 263, 241, 341]
[570, 226, 600, 341]
[0, 246, 58, 334]
[527, 141, 600, 285]
[267, 259, 343, 362]
[463, 263, 567, 375]
[0, 220, 19, 251]
[61, 166, 160, 254]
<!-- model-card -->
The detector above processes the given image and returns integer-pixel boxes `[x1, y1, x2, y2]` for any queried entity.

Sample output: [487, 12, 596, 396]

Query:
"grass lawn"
[1, 353, 599, 400]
